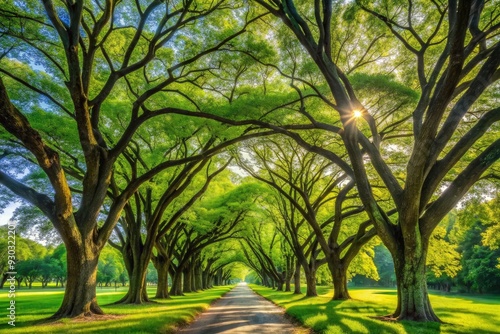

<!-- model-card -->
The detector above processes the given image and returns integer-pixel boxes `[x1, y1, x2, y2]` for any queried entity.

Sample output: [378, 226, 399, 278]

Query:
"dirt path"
[176, 282, 310, 334]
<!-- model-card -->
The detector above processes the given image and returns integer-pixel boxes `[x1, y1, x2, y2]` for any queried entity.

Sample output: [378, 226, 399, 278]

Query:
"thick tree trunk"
[155, 267, 170, 299]
[170, 270, 183, 296]
[116, 230, 155, 304]
[391, 252, 440, 322]
[202, 270, 209, 289]
[115, 256, 150, 304]
[153, 253, 171, 299]
[51, 242, 103, 318]
[276, 274, 285, 291]
[183, 267, 192, 293]
[332, 264, 350, 300]
[190, 266, 196, 291]
[285, 276, 291, 292]
[293, 262, 301, 294]
[194, 266, 203, 291]
[305, 268, 317, 297]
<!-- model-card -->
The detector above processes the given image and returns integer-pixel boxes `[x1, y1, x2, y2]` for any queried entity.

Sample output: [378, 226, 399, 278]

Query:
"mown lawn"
[250, 285, 500, 334]
[0, 285, 233, 333]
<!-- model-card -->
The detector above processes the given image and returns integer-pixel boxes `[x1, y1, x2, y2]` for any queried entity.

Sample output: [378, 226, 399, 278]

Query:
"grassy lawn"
[250, 285, 500, 334]
[0, 285, 234, 333]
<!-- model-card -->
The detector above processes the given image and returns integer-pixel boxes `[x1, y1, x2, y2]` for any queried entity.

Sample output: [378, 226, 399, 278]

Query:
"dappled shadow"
[287, 300, 402, 334]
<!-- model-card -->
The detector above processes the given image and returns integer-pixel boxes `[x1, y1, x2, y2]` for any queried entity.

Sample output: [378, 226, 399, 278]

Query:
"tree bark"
[293, 261, 301, 294]
[304, 268, 317, 297]
[51, 242, 103, 318]
[115, 245, 150, 303]
[170, 270, 183, 296]
[331, 263, 350, 300]
[391, 250, 440, 322]
[285, 275, 292, 292]
[194, 265, 203, 291]
[183, 267, 192, 293]
[153, 253, 171, 299]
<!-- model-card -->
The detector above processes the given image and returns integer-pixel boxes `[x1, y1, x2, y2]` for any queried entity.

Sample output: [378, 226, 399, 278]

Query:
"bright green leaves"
[427, 226, 462, 278]
[190, 182, 265, 234]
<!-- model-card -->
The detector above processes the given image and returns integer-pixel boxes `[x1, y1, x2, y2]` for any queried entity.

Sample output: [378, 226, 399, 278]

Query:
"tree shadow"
[286, 299, 407, 334]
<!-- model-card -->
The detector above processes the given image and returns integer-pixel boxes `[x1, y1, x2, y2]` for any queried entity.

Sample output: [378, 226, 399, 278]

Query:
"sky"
[0, 202, 18, 225]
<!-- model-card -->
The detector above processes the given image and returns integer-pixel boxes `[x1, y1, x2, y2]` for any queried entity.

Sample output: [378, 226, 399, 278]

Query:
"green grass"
[0, 285, 233, 333]
[250, 285, 500, 334]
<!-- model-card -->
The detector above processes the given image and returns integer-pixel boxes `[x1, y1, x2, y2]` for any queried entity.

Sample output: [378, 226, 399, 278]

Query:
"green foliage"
[427, 226, 461, 278]
[97, 246, 125, 287]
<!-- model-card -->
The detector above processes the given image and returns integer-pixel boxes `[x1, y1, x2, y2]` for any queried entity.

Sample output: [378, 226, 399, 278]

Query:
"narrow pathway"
[177, 282, 309, 334]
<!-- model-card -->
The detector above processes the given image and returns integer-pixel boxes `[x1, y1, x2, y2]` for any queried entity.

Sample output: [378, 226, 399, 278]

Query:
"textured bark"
[391, 250, 440, 322]
[51, 241, 103, 318]
[331, 264, 350, 300]
[194, 265, 203, 291]
[115, 241, 150, 304]
[170, 270, 183, 296]
[305, 268, 317, 297]
[116, 263, 149, 304]
[153, 253, 171, 299]
[276, 276, 284, 291]
[183, 267, 192, 293]
[293, 261, 301, 294]
[285, 275, 292, 292]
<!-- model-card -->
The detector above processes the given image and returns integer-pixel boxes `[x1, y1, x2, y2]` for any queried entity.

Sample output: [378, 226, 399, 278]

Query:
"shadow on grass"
[286, 300, 405, 334]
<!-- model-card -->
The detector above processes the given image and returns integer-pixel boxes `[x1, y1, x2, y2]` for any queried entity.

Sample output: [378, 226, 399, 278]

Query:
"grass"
[250, 285, 500, 334]
[0, 285, 234, 333]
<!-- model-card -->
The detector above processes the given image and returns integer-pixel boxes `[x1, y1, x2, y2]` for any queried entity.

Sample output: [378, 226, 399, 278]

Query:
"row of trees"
[0, 0, 498, 323]
[236, 138, 500, 296]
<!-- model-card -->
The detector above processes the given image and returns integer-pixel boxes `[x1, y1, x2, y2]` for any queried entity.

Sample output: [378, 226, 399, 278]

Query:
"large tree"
[251, 0, 500, 322]
[0, 0, 263, 318]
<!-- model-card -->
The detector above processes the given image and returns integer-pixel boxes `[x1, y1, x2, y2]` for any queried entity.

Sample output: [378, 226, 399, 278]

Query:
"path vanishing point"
[177, 283, 310, 334]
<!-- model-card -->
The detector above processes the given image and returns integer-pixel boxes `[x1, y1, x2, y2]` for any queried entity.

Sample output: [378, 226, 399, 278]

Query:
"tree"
[17, 259, 43, 289]
[167, 182, 262, 295]
[50, 244, 67, 288]
[242, 220, 290, 291]
[109, 150, 230, 304]
[97, 247, 124, 288]
[250, 0, 500, 321]
[238, 137, 378, 299]
[452, 198, 500, 293]
[0, 0, 265, 318]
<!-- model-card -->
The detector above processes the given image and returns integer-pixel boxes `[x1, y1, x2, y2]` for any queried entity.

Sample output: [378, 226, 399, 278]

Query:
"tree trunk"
[115, 255, 150, 304]
[170, 270, 183, 296]
[293, 261, 301, 294]
[392, 252, 440, 322]
[51, 242, 103, 318]
[190, 266, 196, 291]
[155, 266, 170, 299]
[115, 230, 154, 304]
[285, 275, 292, 292]
[276, 273, 285, 291]
[183, 267, 192, 293]
[305, 268, 317, 297]
[332, 264, 350, 300]
[153, 253, 171, 299]
[194, 266, 203, 291]
[202, 270, 209, 289]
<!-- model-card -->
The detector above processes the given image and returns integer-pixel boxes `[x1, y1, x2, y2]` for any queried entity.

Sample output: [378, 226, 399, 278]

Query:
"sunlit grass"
[0, 285, 233, 333]
[250, 285, 500, 334]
